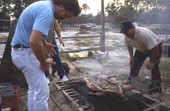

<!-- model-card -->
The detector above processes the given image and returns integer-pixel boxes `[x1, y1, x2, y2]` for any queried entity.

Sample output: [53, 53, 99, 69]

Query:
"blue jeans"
[130, 43, 162, 84]
[51, 40, 65, 79]
[11, 48, 49, 111]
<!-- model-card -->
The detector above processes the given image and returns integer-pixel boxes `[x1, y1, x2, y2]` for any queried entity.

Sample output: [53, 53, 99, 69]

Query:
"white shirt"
[125, 27, 162, 54]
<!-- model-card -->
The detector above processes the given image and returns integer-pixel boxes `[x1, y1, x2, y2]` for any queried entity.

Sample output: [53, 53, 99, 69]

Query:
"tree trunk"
[0, 20, 27, 87]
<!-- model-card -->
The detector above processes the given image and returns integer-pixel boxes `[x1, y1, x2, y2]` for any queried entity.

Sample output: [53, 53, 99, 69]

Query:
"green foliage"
[60, 13, 94, 25]
[105, 0, 170, 24]
[82, 3, 90, 12]
[1, 0, 169, 25]
[0, 0, 34, 20]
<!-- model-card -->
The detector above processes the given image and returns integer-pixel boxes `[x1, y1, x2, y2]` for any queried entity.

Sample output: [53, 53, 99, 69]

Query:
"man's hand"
[59, 38, 65, 47]
[40, 61, 50, 72]
[129, 58, 134, 66]
[146, 62, 155, 70]
[44, 41, 56, 56]
[40, 59, 55, 72]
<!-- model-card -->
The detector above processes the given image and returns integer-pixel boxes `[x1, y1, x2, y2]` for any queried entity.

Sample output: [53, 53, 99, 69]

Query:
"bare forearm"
[30, 41, 46, 64]
[30, 31, 46, 64]
[55, 26, 61, 38]
[150, 45, 159, 63]
[127, 46, 133, 59]
[54, 20, 62, 39]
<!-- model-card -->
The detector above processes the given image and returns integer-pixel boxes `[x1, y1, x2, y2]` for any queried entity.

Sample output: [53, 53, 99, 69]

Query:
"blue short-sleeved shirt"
[11, 1, 54, 47]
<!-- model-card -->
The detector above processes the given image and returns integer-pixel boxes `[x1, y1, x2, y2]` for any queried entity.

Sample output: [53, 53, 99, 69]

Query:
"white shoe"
[61, 75, 69, 81]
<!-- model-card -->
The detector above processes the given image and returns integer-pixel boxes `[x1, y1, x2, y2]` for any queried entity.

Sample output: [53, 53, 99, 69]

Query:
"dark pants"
[130, 44, 162, 85]
[51, 40, 65, 79]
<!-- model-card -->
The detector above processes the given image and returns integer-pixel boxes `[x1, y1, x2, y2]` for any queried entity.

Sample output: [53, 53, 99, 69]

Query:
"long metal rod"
[60, 47, 99, 53]
[0, 42, 7, 44]
[60, 53, 82, 72]
[139, 87, 159, 95]
[0, 35, 100, 44]
[0, 19, 10, 21]
[49, 95, 64, 111]
[54, 35, 100, 39]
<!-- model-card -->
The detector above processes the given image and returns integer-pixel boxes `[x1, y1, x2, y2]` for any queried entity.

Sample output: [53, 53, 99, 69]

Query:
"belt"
[13, 44, 29, 48]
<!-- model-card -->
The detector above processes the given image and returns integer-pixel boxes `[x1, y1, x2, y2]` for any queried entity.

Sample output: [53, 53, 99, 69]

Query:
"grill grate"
[54, 82, 95, 111]
[53, 76, 170, 111]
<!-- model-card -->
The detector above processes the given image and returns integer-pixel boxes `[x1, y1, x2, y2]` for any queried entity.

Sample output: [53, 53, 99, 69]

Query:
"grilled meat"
[83, 75, 134, 97]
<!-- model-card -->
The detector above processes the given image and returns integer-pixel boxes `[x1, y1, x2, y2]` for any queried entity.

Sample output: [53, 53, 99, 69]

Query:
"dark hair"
[52, 0, 81, 17]
[120, 20, 134, 33]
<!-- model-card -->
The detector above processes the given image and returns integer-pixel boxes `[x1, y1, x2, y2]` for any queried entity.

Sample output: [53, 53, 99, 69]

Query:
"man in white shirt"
[120, 21, 162, 93]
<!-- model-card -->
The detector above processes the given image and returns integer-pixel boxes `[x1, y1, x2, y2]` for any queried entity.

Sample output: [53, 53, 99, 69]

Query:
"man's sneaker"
[61, 75, 69, 81]
[149, 80, 162, 94]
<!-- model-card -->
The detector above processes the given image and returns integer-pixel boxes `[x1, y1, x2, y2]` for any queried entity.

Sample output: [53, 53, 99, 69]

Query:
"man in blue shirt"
[11, 0, 81, 110]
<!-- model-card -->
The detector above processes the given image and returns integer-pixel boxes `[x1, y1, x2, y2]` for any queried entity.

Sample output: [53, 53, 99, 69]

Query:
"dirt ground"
[18, 50, 170, 111]
[9, 29, 170, 110]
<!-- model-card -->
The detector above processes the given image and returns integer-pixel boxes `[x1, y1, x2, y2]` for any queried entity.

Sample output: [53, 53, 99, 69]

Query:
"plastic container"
[0, 85, 20, 111]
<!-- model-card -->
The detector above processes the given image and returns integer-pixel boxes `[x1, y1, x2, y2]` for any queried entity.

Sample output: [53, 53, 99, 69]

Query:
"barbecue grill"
[51, 75, 170, 111]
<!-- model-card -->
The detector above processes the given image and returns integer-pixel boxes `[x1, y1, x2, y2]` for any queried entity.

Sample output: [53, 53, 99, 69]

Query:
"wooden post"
[100, 0, 105, 52]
